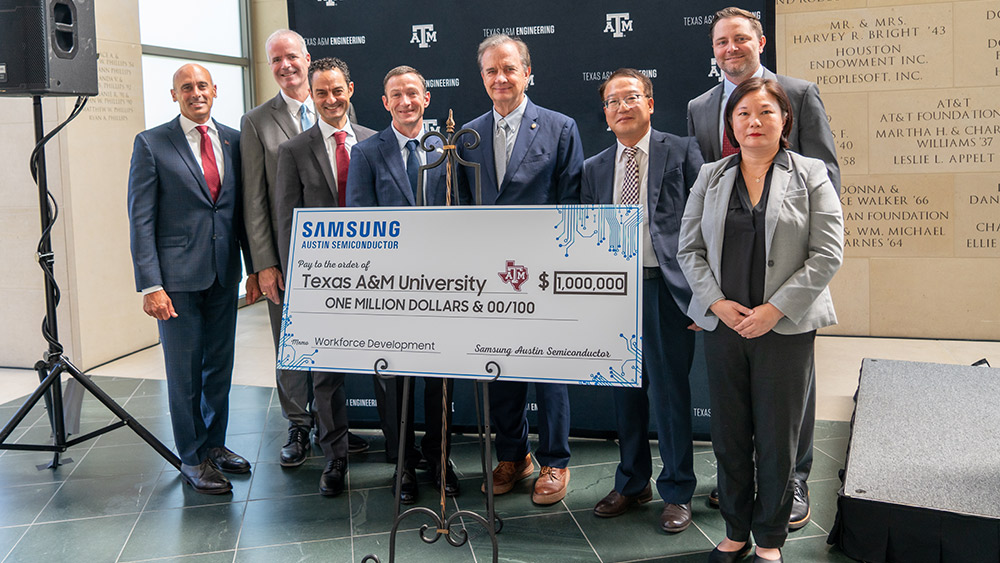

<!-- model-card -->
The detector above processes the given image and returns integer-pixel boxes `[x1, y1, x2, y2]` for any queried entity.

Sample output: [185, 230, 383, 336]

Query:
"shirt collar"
[179, 114, 215, 135]
[279, 90, 314, 115]
[391, 122, 423, 151]
[722, 65, 765, 100]
[615, 127, 652, 162]
[318, 118, 355, 140]
[725, 148, 790, 171]
[492, 95, 528, 132]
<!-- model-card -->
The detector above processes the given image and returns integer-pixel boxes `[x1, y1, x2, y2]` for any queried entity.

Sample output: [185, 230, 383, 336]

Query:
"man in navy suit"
[458, 34, 583, 505]
[274, 57, 377, 496]
[581, 69, 704, 532]
[127, 64, 253, 495]
[347, 65, 460, 504]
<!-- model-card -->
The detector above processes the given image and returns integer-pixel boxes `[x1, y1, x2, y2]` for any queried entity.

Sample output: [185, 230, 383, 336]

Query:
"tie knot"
[497, 118, 509, 133]
[405, 139, 419, 153]
[196, 125, 209, 137]
[333, 130, 347, 145]
[623, 146, 638, 160]
[299, 104, 308, 117]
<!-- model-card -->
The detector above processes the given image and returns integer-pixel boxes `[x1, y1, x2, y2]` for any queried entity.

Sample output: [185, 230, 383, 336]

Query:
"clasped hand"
[709, 300, 783, 339]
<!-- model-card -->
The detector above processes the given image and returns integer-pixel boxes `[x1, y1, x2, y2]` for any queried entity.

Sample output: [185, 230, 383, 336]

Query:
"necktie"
[494, 118, 511, 189]
[405, 139, 420, 203]
[333, 130, 349, 207]
[299, 104, 313, 133]
[621, 146, 639, 206]
[722, 131, 739, 157]
[196, 125, 221, 202]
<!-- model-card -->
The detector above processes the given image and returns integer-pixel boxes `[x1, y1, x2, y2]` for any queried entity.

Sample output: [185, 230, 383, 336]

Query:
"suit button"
[767, 260, 774, 267]
[212, 235, 217, 240]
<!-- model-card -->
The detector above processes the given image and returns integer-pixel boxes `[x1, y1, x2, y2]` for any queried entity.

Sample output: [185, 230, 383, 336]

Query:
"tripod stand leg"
[0, 367, 62, 444]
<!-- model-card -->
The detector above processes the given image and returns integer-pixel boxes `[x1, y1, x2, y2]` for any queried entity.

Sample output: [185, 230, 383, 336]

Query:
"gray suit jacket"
[241, 93, 358, 273]
[686, 68, 841, 192]
[677, 151, 844, 334]
[274, 121, 376, 272]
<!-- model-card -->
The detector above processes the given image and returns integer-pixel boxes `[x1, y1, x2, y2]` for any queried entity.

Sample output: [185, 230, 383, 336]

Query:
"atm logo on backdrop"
[411, 24, 437, 48]
[604, 13, 633, 38]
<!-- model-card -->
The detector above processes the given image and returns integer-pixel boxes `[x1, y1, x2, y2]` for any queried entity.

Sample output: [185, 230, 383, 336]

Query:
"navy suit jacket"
[346, 125, 453, 207]
[457, 98, 583, 205]
[127, 116, 247, 293]
[274, 122, 376, 272]
[581, 129, 703, 314]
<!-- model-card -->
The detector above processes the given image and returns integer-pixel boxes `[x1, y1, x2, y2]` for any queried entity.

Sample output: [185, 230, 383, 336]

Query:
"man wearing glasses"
[582, 69, 704, 533]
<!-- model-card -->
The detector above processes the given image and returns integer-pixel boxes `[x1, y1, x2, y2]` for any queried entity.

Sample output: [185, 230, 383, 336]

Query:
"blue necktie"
[405, 139, 420, 202]
[299, 104, 313, 132]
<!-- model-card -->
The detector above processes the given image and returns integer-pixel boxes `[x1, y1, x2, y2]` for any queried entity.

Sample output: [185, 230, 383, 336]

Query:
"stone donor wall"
[777, 0, 1000, 340]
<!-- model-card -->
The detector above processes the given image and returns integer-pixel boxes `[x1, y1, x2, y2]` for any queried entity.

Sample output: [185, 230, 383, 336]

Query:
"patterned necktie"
[299, 104, 313, 133]
[621, 146, 639, 205]
[405, 139, 420, 203]
[333, 130, 349, 207]
[494, 118, 511, 189]
[722, 131, 739, 157]
[196, 125, 220, 202]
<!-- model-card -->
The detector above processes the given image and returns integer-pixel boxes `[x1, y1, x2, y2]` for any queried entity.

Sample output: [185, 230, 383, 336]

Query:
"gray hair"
[477, 34, 531, 71]
[265, 29, 309, 58]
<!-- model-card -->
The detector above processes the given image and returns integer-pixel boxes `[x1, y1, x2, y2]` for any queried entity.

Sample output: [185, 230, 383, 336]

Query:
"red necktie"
[721, 131, 740, 158]
[196, 125, 221, 201]
[333, 130, 349, 207]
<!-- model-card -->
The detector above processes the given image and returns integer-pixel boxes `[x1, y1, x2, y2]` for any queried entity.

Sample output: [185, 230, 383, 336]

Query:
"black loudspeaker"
[0, 0, 98, 96]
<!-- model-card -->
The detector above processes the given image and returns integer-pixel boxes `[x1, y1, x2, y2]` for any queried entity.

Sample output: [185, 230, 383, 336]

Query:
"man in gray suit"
[273, 57, 376, 496]
[240, 30, 364, 467]
[686, 6, 840, 529]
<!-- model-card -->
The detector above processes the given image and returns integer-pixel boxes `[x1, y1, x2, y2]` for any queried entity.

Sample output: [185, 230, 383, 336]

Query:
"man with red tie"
[127, 64, 254, 495]
[274, 57, 376, 496]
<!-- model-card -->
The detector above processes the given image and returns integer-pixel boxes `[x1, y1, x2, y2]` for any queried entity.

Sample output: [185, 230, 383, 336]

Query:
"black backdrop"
[287, 1, 773, 439]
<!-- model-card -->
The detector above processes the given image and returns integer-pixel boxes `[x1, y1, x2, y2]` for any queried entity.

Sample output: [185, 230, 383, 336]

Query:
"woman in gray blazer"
[678, 78, 844, 563]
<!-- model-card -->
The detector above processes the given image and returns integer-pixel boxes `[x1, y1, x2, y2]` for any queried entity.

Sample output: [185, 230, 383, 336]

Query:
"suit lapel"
[708, 161, 739, 264]
[764, 157, 791, 254]
[593, 147, 616, 204]
[307, 125, 337, 198]
[475, 116, 498, 192]
[501, 100, 538, 192]
[646, 131, 668, 215]
[706, 85, 724, 162]
[165, 117, 212, 201]
[269, 93, 299, 141]
[377, 127, 416, 206]
[215, 120, 235, 203]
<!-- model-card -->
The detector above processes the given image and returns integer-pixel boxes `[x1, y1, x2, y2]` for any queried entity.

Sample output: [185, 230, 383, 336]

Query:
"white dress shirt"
[280, 90, 316, 134]
[613, 127, 658, 267]
[317, 119, 358, 186]
[179, 114, 224, 184]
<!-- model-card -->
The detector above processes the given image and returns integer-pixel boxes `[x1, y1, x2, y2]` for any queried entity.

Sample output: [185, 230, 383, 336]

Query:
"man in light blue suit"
[581, 69, 704, 533]
[347, 65, 461, 504]
[457, 34, 583, 505]
[127, 64, 253, 495]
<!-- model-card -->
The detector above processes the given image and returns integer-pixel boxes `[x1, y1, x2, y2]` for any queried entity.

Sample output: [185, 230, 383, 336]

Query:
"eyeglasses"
[603, 93, 645, 110]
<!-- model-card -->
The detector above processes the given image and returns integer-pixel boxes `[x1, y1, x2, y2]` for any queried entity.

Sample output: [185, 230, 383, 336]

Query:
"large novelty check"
[278, 205, 643, 387]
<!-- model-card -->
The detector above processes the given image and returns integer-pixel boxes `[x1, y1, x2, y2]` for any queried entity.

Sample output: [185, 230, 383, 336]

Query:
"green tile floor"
[0, 376, 857, 562]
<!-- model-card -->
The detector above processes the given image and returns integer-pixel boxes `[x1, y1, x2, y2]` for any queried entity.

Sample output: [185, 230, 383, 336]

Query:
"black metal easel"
[0, 95, 180, 472]
[362, 112, 502, 563]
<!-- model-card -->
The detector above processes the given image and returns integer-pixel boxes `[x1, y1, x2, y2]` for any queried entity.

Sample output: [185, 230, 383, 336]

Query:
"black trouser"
[704, 324, 815, 549]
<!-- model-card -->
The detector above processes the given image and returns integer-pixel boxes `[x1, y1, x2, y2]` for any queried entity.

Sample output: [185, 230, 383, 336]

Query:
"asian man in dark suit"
[685, 6, 841, 529]
[457, 34, 583, 505]
[346, 65, 461, 504]
[273, 57, 376, 496]
[239, 29, 367, 467]
[582, 69, 704, 533]
[127, 64, 252, 495]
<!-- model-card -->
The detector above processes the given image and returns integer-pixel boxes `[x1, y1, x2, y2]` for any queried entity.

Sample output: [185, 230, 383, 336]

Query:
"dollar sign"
[538, 271, 549, 291]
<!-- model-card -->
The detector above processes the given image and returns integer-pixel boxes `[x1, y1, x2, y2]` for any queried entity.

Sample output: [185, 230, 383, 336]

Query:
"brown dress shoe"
[481, 453, 533, 495]
[532, 466, 569, 505]
[659, 502, 692, 533]
[594, 484, 653, 517]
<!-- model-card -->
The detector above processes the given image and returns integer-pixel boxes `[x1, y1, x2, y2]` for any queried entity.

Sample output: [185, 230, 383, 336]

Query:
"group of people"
[126, 7, 844, 562]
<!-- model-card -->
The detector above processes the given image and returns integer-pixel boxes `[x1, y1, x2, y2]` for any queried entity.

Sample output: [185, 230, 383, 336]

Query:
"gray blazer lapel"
[268, 93, 299, 140]
[706, 86, 724, 162]
[307, 125, 337, 197]
[706, 161, 739, 268]
[764, 161, 792, 254]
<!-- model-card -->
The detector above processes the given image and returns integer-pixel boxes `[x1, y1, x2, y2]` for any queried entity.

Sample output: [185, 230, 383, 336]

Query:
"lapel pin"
[530, 123, 537, 129]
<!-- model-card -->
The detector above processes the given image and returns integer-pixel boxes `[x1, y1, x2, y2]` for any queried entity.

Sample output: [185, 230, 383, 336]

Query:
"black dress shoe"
[431, 461, 460, 497]
[392, 468, 419, 504]
[707, 542, 752, 563]
[180, 460, 232, 495]
[280, 425, 311, 467]
[752, 549, 782, 563]
[347, 432, 370, 454]
[319, 458, 347, 497]
[709, 487, 720, 508]
[788, 479, 810, 530]
[208, 446, 250, 474]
